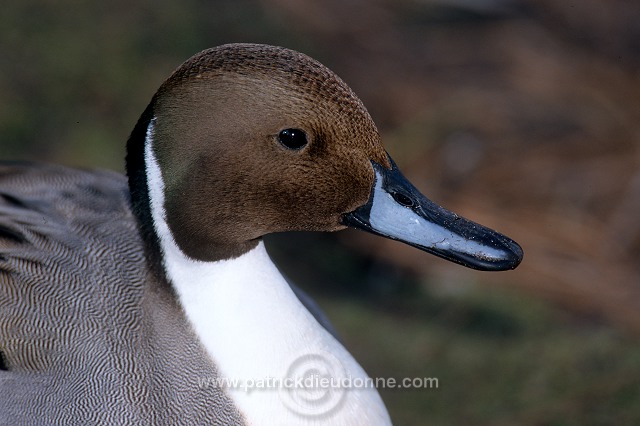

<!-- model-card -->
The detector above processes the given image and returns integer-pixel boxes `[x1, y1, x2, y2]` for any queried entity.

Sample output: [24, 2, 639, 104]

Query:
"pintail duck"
[0, 44, 522, 425]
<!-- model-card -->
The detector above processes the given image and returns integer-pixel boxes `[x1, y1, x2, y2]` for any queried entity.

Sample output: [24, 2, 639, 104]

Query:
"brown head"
[127, 43, 523, 270]
[128, 44, 390, 261]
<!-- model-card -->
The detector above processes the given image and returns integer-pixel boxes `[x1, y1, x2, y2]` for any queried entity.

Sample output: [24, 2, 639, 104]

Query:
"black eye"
[278, 128, 308, 150]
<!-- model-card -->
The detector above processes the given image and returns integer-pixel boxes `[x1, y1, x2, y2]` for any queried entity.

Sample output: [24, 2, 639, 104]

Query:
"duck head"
[127, 43, 522, 270]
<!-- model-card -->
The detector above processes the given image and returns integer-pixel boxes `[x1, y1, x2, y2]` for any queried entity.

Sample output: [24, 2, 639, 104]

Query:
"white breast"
[145, 120, 391, 425]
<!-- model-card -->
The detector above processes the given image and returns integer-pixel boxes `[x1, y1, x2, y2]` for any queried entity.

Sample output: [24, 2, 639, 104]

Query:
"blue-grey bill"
[342, 158, 523, 271]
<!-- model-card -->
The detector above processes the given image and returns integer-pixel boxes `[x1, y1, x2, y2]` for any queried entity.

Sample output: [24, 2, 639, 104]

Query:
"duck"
[0, 43, 523, 425]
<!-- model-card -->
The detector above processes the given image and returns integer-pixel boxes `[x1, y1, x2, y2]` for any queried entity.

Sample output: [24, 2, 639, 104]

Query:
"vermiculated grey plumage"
[0, 163, 244, 425]
[0, 162, 338, 424]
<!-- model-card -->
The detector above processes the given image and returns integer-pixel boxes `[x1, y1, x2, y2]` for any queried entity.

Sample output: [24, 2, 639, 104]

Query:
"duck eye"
[278, 128, 308, 150]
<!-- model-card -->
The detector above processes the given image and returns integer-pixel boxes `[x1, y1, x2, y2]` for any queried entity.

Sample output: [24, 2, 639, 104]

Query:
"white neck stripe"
[143, 118, 391, 425]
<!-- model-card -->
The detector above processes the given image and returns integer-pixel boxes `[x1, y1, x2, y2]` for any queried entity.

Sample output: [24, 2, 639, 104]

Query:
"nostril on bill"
[391, 192, 414, 208]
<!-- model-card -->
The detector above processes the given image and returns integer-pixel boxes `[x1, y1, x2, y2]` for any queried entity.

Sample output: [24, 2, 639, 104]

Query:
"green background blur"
[2, 0, 640, 424]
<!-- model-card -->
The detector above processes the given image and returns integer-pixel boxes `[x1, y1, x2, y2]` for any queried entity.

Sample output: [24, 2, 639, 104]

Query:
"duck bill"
[341, 158, 523, 271]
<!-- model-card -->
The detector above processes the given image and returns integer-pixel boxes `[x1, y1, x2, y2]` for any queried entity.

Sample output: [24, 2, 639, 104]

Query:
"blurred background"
[2, 0, 640, 424]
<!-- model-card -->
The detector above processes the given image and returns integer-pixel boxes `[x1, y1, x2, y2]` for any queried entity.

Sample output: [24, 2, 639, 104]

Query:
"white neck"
[144, 119, 391, 425]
